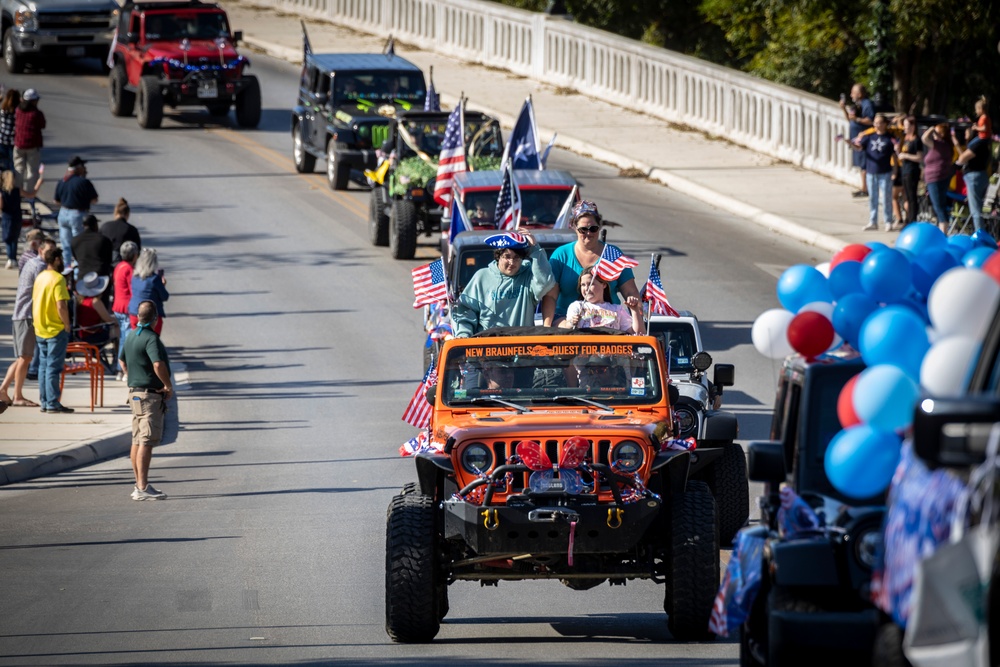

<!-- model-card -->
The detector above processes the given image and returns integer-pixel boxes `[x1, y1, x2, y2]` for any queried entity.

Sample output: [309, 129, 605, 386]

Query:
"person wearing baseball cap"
[54, 155, 99, 270]
[13, 88, 44, 190]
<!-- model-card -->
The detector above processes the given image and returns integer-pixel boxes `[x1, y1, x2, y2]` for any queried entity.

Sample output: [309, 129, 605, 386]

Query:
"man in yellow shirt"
[33, 246, 73, 413]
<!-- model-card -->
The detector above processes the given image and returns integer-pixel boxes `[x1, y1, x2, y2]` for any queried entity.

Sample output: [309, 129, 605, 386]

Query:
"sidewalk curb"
[243, 35, 850, 255]
[0, 427, 132, 486]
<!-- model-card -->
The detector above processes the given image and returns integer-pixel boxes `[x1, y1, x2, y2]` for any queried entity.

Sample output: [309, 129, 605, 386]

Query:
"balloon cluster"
[752, 224, 1000, 499]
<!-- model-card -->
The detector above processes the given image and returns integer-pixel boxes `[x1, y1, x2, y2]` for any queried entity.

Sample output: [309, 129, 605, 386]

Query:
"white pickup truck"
[3, 0, 118, 73]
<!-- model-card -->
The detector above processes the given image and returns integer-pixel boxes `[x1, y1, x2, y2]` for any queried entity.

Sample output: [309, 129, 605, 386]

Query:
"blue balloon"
[963, 247, 995, 269]
[859, 305, 930, 380]
[948, 234, 975, 252]
[860, 248, 912, 303]
[972, 229, 999, 250]
[832, 293, 880, 349]
[944, 244, 968, 265]
[912, 247, 960, 298]
[776, 264, 832, 313]
[853, 365, 920, 431]
[895, 222, 948, 256]
[828, 261, 863, 300]
[825, 425, 902, 498]
[895, 297, 931, 324]
[866, 241, 890, 252]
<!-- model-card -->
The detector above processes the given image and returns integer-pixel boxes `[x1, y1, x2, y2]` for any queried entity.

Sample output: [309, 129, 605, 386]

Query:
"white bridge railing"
[267, 0, 856, 185]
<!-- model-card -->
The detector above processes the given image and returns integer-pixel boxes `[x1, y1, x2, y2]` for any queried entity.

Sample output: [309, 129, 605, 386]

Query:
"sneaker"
[133, 485, 166, 501]
[130, 486, 141, 500]
[45, 404, 75, 413]
[115, 372, 124, 382]
[862, 223, 878, 231]
[4, 258, 14, 269]
[852, 190, 869, 198]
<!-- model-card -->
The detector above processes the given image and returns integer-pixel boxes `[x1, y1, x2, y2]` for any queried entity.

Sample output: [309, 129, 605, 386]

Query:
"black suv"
[368, 109, 503, 259]
[292, 52, 426, 190]
[741, 352, 884, 666]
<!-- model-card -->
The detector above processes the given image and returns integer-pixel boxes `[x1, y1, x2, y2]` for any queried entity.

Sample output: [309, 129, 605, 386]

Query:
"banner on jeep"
[461, 343, 644, 359]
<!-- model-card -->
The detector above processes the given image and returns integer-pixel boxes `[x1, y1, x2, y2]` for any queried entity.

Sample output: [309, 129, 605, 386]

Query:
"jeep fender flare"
[650, 449, 691, 492]
[415, 451, 453, 498]
[703, 410, 738, 442]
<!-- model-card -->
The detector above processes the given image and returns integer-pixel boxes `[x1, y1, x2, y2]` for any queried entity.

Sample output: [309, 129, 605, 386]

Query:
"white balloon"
[920, 335, 982, 396]
[815, 261, 831, 278]
[752, 308, 795, 360]
[799, 301, 844, 351]
[927, 267, 1000, 340]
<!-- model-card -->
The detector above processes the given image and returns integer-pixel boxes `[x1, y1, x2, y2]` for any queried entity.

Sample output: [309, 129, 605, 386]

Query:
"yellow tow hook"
[607, 508, 624, 529]
[483, 508, 500, 531]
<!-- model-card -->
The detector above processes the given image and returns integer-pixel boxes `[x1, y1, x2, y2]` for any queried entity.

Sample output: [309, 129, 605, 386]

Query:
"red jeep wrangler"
[107, 0, 261, 129]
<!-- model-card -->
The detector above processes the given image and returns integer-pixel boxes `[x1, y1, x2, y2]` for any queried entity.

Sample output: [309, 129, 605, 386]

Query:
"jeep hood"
[333, 100, 415, 120]
[437, 411, 665, 443]
[144, 40, 240, 63]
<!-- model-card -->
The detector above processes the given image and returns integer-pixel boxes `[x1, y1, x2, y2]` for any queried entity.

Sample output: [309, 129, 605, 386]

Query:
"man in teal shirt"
[452, 231, 557, 337]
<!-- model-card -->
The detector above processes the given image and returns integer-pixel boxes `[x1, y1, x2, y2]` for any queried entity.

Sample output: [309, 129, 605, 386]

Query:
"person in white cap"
[13, 88, 44, 188]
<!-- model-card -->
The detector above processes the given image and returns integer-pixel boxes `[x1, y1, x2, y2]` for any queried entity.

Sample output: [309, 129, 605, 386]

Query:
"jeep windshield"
[441, 341, 663, 407]
[144, 11, 231, 41]
[333, 72, 424, 106]
[461, 188, 574, 229]
[646, 320, 698, 374]
[397, 118, 503, 160]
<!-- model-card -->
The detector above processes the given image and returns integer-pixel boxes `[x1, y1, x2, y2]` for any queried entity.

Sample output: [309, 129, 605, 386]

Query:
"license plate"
[66, 46, 85, 57]
[196, 80, 218, 99]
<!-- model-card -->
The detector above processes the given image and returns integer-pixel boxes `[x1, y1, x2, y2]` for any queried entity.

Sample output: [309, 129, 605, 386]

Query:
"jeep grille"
[484, 437, 623, 495]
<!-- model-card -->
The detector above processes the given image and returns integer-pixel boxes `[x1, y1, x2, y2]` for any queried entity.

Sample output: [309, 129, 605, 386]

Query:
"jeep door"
[297, 64, 327, 152]
[121, 11, 143, 84]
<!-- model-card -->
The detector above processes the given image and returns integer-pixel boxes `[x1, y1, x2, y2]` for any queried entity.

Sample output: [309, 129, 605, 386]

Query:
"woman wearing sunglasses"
[543, 200, 641, 326]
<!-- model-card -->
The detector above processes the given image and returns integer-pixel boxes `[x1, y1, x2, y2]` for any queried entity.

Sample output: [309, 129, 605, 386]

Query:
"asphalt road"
[0, 54, 825, 665]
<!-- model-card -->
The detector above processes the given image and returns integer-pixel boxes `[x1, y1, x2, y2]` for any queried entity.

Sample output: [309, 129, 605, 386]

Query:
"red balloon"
[983, 251, 1000, 285]
[837, 375, 861, 428]
[786, 311, 835, 359]
[830, 243, 873, 271]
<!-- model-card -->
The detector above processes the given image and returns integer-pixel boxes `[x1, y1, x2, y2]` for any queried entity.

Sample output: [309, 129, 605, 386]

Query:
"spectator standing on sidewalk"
[33, 245, 74, 414]
[0, 232, 53, 407]
[54, 156, 98, 269]
[70, 214, 112, 281]
[128, 248, 168, 335]
[921, 121, 955, 230]
[120, 300, 171, 501]
[956, 125, 993, 232]
[101, 198, 141, 265]
[842, 84, 875, 198]
[13, 89, 44, 188]
[1, 167, 43, 268]
[897, 116, 923, 227]
[854, 114, 897, 231]
[112, 241, 138, 380]
[0, 89, 19, 172]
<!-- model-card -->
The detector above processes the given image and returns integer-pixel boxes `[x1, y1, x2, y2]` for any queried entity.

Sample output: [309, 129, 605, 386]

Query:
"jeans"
[57, 208, 85, 267]
[0, 144, 12, 171]
[926, 180, 951, 225]
[866, 171, 894, 227]
[36, 330, 68, 410]
[115, 312, 131, 369]
[965, 170, 989, 231]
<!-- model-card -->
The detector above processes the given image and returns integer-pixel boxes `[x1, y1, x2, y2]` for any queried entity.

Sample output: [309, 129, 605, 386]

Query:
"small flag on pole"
[500, 97, 541, 170]
[644, 261, 680, 317]
[593, 244, 638, 283]
[425, 66, 441, 111]
[412, 259, 448, 308]
[401, 364, 437, 429]
[494, 159, 522, 230]
[432, 103, 466, 207]
[301, 21, 312, 58]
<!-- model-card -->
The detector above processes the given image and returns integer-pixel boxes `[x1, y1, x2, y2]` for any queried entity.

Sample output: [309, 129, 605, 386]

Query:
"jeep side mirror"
[714, 363, 735, 388]
[233, 30, 243, 42]
[425, 384, 437, 406]
[913, 395, 1000, 469]
[748, 440, 785, 484]
[667, 383, 679, 405]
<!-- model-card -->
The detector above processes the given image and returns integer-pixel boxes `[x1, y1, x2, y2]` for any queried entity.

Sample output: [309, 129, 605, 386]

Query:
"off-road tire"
[385, 492, 441, 643]
[872, 621, 910, 667]
[235, 75, 261, 128]
[206, 102, 231, 117]
[739, 568, 769, 667]
[390, 199, 418, 260]
[137, 76, 164, 129]
[326, 138, 350, 190]
[369, 186, 390, 246]
[666, 479, 719, 642]
[3, 30, 24, 74]
[108, 64, 135, 117]
[767, 586, 824, 666]
[703, 440, 749, 548]
[292, 122, 316, 173]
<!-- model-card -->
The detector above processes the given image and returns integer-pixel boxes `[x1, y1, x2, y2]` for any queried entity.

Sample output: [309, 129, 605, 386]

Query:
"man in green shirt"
[120, 300, 172, 501]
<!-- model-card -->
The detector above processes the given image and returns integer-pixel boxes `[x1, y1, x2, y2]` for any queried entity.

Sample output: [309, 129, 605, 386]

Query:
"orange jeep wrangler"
[385, 327, 725, 643]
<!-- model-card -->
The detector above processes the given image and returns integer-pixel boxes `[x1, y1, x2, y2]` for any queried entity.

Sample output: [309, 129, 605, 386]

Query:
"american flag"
[494, 159, 522, 230]
[424, 69, 440, 111]
[412, 259, 448, 309]
[402, 364, 437, 428]
[645, 261, 680, 317]
[593, 244, 638, 282]
[432, 104, 466, 207]
[399, 430, 440, 456]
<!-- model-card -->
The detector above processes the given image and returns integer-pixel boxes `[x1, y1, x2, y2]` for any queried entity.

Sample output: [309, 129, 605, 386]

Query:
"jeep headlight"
[15, 8, 38, 32]
[610, 440, 644, 473]
[673, 405, 698, 438]
[854, 526, 881, 569]
[460, 442, 493, 474]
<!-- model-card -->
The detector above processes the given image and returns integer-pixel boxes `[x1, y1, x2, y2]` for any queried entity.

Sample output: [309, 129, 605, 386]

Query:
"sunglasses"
[576, 225, 600, 234]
